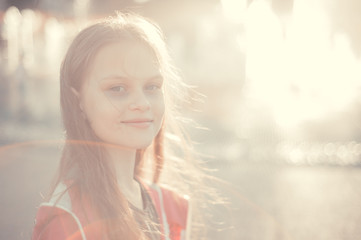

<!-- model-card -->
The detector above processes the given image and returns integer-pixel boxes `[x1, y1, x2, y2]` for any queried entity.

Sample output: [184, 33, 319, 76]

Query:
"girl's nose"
[128, 90, 151, 111]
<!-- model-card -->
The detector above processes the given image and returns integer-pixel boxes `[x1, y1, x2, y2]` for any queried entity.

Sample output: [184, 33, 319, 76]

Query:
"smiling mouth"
[121, 119, 153, 128]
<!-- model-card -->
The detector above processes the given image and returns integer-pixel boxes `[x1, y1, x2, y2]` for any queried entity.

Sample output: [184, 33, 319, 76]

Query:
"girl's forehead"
[83, 40, 161, 83]
[103, 40, 157, 64]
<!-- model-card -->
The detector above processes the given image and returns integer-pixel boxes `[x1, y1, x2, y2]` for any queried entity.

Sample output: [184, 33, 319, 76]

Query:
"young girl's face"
[78, 40, 165, 150]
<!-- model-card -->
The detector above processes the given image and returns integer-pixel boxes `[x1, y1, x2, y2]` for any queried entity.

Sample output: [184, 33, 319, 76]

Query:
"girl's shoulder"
[146, 183, 189, 225]
[31, 183, 83, 240]
[32, 183, 101, 240]
[32, 203, 86, 240]
[142, 182, 191, 240]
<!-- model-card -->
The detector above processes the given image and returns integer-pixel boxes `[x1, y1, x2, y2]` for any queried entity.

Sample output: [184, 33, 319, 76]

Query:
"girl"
[32, 13, 204, 240]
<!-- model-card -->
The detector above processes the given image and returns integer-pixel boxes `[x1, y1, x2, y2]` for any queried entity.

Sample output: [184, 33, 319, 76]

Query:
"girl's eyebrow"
[99, 74, 163, 82]
[99, 75, 128, 82]
[147, 74, 163, 82]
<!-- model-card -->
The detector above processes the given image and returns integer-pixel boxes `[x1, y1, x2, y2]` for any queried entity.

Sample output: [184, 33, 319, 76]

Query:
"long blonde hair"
[52, 12, 208, 239]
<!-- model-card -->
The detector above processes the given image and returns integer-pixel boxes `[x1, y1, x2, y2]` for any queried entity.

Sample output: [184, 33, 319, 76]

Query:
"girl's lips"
[121, 119, 153, 128]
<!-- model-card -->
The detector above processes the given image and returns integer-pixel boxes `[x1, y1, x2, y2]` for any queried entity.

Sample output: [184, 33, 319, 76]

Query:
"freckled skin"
[79, 41, 165, 150]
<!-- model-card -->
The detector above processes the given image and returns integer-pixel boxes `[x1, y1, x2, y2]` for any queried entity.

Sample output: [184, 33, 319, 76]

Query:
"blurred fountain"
[44, 17, 65, 77]
[3, 6, 21, 73]
[0, 7, 66, 122]
[20, 9, 35, 72]
[2, 7, 21, 117]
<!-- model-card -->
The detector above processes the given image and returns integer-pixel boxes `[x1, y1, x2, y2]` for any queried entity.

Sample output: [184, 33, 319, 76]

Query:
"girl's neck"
[105, 145, 143, 209]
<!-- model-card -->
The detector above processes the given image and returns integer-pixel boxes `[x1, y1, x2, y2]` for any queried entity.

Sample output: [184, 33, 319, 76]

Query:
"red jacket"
[32, 182, 190, 240]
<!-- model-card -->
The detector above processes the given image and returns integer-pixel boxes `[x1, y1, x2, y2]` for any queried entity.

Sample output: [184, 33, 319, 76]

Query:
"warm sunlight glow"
[245, 0, 361, 129]
[221, 0, 247, 22]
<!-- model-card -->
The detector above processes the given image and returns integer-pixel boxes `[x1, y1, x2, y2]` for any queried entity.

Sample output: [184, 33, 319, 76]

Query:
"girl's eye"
[146, 84, 161, 91]
[109, 86, 126, 92]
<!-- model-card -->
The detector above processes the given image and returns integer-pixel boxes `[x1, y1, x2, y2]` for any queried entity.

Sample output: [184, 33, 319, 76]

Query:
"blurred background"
[1, 0, 361, 239]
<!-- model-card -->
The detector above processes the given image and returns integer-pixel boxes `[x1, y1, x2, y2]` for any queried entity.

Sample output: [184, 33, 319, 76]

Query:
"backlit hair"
[51, 12, 208, 240]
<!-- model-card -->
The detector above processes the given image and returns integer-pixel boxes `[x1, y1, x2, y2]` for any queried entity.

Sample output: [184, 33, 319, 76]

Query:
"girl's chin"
[104, 141, 153, 150]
